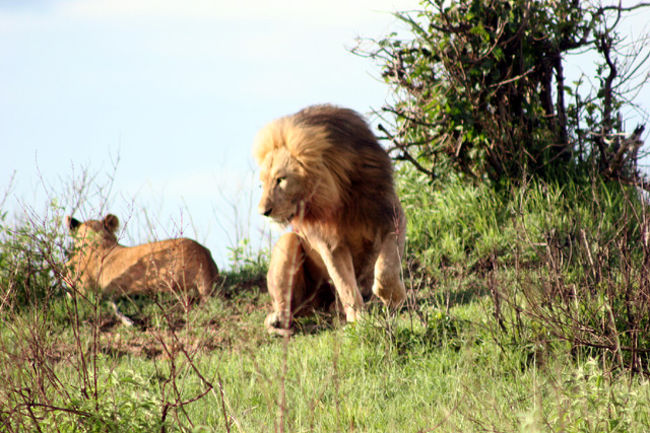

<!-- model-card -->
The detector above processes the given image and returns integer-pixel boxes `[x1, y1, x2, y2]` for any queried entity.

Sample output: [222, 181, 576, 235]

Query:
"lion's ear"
[66, 216, 81, 232]
[103, 214, 119, 233]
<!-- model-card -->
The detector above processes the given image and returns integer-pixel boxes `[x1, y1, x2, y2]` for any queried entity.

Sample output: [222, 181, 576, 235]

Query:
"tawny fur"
[65, 214, 219, 300]
[253, 104, 407, 331]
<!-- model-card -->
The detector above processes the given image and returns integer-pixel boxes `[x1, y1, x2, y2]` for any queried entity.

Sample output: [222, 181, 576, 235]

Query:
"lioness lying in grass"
[65, 214, 219, 303]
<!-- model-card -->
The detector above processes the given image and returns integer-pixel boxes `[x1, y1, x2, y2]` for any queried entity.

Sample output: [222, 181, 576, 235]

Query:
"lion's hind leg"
[371, 232, 407, 308]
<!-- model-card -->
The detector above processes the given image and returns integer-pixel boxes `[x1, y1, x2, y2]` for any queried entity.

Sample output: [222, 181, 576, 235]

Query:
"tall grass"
[400, 167, 650, 375]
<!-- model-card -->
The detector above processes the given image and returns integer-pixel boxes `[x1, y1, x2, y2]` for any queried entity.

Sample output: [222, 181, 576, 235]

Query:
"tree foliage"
[356, 0, 650, 184]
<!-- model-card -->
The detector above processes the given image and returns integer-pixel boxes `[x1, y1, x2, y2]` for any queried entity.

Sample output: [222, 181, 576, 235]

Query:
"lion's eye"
[276, 176, 286, 187]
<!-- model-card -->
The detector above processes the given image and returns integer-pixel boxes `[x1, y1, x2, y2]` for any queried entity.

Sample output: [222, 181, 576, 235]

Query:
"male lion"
[65, 214, 219, 300]
[253, 104, 407, 333]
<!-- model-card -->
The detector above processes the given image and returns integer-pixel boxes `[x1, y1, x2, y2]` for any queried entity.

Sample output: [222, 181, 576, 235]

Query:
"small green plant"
[37, 368, 166, 433]
[226, 237, 269, 276]
[0, 203, 68, 314]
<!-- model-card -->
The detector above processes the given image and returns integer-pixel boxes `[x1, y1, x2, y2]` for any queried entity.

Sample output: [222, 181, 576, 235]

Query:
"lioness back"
[103, 237, 220, 297]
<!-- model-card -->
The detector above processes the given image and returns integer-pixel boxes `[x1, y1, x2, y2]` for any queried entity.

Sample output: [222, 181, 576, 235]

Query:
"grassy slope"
[2, 175, 650, 432]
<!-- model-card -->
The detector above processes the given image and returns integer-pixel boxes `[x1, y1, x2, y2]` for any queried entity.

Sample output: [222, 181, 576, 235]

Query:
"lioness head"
[257, 147, 308, 225]
[66, 214, 120, 250]
[65, 214, 120, 289]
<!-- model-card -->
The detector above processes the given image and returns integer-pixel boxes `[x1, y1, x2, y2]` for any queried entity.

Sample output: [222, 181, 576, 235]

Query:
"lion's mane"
[253, 104, 399, 233]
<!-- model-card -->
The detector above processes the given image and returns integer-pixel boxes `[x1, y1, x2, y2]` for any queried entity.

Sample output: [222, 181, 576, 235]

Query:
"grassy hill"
[1, 172, 650, 432]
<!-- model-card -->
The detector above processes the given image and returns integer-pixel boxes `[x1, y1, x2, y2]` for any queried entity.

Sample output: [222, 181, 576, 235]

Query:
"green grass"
[2, 274, 649, 432]
[2, 173, 650, 431]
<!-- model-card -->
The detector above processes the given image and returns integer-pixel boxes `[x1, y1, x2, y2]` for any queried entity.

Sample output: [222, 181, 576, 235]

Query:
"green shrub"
[358, 0, 649, 185]
[0, 207, 68, 314]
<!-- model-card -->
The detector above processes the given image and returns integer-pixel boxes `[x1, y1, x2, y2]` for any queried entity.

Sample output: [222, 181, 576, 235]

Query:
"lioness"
[65, 214, 219, 300]
[253, 104, 407, 334]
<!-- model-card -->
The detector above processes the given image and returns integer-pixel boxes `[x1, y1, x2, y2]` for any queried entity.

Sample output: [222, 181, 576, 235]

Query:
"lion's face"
[258, 147, 307, 225]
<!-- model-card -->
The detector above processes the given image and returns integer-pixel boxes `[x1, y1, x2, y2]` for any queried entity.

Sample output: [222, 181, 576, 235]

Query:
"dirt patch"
[93, 290, 271, 360]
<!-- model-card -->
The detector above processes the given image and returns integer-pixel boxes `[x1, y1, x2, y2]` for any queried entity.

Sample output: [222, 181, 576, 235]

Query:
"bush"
[357, 0, 649, 184]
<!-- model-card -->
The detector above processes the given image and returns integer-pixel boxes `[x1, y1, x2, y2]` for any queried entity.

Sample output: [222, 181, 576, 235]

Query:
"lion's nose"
[258, 198, 273, 217]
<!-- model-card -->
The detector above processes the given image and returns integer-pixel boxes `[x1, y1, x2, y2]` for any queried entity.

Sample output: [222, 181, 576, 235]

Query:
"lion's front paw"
[344, 307, 364, 323]
[264, 312, 294, 337]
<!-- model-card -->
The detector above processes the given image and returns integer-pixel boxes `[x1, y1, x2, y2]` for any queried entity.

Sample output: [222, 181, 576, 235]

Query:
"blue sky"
[1, 0, 649, 269]
[1, 0, 421, 267]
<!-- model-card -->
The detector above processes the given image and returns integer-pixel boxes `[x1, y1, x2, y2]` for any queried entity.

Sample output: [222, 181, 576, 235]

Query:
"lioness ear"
[103, 214, 119, 233]
[66, 216, 81, 232]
